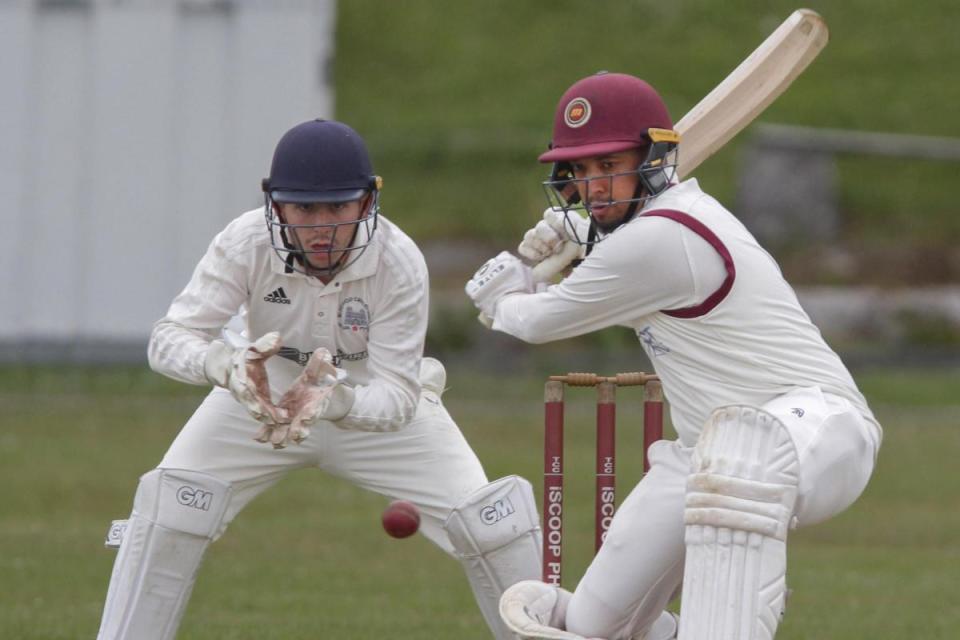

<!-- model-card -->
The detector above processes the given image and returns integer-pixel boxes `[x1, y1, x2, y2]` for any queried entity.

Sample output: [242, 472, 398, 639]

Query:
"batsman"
[467, 72, 882, 640]
[95, 119, 542, 639]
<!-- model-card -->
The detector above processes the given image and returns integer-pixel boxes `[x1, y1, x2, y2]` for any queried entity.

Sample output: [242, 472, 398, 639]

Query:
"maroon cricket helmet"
[539, 72, 673, 163]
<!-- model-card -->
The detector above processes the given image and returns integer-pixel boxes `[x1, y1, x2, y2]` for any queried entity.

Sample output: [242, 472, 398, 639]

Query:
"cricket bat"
[530, 8, 828, 284]
[674, 8, 828, 178]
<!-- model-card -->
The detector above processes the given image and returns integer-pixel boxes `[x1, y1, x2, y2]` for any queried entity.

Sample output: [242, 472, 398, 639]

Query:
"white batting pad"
[499, 580, 581, 639]
[678, 406, 800, 640]
[445, 475, 543, 640]
[97, 468, 232, 640]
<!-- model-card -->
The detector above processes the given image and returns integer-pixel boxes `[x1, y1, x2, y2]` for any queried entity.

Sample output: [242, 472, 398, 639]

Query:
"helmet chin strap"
[582, 220, 598, 259]
[584, 180, 648, 258]
[621, 181, 648, 224]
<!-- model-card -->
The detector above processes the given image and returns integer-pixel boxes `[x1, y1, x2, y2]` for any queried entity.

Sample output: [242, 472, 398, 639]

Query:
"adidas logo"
[263, 287, 291, 304]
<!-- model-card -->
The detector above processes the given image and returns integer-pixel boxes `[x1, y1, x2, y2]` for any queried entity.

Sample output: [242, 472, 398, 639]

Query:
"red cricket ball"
[381, 500, 421, 539]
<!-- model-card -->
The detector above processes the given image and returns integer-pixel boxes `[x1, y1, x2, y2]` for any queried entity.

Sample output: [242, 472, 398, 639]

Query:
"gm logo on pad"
[177, 485, 213, 511]
[480, 497, 515, 525]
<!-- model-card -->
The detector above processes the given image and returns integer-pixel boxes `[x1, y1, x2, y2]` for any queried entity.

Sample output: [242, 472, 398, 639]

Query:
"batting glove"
[517, 207, 581, 261]
[465, 251, 535, 320]
[518, 208, 589, 283]
[203, 332, 286, 425]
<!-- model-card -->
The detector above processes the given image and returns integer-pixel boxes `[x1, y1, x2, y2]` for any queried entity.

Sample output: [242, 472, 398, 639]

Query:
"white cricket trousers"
[565, 386, 880, 639]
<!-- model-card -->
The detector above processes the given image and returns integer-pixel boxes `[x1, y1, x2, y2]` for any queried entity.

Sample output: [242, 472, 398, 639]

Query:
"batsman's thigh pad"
[97, 468, 232, 640]
[419, 356, 447, 397]
[678, 406, 799, 640]
[762, 388, 878, 527]
[445, 475, 543, 640]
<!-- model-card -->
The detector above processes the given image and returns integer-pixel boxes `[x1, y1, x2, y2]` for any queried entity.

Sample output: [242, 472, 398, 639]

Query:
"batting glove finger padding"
[518, 208, 588, 283]
[544, 206, 590, 245]
[517, 207, 587, 261]
[530, 241, 582, 283]
[518, 220, 564, 263]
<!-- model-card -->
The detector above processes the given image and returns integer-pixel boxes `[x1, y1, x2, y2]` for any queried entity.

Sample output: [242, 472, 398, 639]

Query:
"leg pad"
[445, 475, 543, 640]
[97, 469, 232, 640]
[678, 407, 799, 640]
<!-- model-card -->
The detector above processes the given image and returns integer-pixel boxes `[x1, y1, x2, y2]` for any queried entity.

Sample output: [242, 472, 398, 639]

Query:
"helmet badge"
[564, 98, 592, 128]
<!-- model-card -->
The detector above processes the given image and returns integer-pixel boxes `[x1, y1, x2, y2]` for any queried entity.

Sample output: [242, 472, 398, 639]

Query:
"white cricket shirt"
[149, 209, 429, 431]
[494, 180, 881, 448]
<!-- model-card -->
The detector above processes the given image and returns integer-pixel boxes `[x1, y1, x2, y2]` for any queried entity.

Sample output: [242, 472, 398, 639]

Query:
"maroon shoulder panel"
[640, 209, 735, 318]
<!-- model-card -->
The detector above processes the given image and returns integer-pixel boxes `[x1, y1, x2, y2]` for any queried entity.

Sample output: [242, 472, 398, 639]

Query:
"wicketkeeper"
[466, 72, 881, 640]
[95, 119, 542, 639]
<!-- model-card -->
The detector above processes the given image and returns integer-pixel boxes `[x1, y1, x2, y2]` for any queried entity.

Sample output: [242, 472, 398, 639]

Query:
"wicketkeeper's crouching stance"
[470, 70, 881, 640]
[95, 119, 542, 640]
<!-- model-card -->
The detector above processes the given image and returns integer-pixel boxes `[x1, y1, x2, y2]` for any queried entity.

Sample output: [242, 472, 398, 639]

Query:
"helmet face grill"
[536, 74, 680, 241]
[264, 191, 380, 277]
[542, 139, 679, 242]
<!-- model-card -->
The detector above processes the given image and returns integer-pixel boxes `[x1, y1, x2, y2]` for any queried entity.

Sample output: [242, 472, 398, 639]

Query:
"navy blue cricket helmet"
[262, 119, 382, 276]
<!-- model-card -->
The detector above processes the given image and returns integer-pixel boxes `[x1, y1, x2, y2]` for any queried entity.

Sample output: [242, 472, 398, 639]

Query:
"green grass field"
[2, 365, 958, 639]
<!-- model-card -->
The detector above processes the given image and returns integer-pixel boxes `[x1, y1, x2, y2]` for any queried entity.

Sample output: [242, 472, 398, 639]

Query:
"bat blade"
[675, 9, 829, 178]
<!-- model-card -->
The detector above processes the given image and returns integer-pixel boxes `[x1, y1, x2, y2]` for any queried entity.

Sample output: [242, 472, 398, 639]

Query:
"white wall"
[0, 0, 335, 362]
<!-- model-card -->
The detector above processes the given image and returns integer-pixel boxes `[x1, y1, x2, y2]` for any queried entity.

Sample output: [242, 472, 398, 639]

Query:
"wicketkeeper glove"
[203, 332, 286, 424]
[254, 348, 354, 448]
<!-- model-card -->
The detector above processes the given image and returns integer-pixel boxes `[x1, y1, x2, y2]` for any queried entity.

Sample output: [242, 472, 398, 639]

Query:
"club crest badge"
[339, 297, 370, 335]
[564, 98, 592, 128]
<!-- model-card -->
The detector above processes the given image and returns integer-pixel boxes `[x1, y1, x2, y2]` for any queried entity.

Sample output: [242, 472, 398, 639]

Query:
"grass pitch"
[1, 365, 958, 638]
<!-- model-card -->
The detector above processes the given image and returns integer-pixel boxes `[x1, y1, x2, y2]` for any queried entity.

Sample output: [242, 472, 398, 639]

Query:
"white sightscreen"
[0, 0, 335, 362]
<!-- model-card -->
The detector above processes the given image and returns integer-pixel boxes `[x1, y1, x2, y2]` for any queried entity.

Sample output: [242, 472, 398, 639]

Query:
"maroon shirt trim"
[639, 209, 736, 318]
